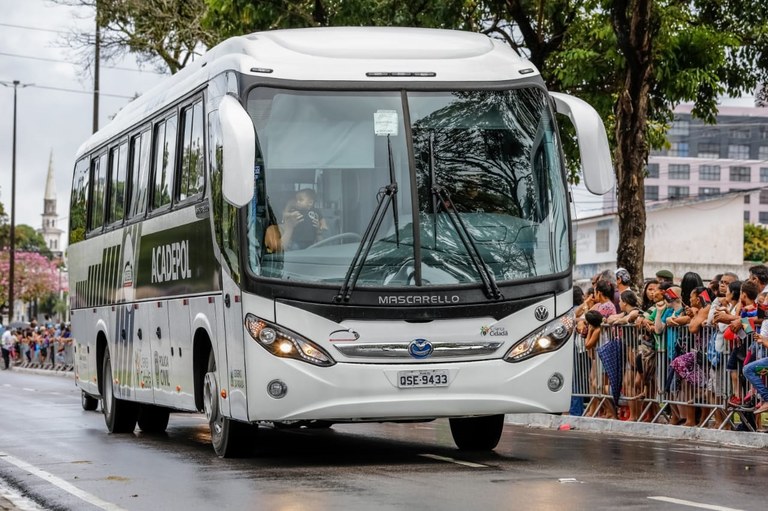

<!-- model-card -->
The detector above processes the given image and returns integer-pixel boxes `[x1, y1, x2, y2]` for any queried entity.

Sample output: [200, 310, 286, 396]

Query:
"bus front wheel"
[449, 414, 504, 451]
[204, 352, 253, 457]
[102, 350, 138, 433]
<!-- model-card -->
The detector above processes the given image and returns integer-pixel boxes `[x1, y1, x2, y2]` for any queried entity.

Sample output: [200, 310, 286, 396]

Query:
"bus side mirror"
[219, 95, 255, 207]
[550, 92, 614, 195]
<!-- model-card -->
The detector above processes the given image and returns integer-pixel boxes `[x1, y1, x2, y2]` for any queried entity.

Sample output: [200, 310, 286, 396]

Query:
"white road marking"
[558, 478, 582, 484]
[419, 454, 487, 468]
[648, 496, 745, 511]
[0, 452, 127, 511]
[22, 388, 36, 392]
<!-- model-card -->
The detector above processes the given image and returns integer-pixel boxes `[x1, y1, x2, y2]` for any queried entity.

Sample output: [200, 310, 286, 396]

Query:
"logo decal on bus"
[480, 325, 509, 337]
[534, 305, 549, 322]
[408, 339, 433, 359]
[378, 295, 460, 305]
[151, 240, 192, 284]
[328, 329, 360, 342]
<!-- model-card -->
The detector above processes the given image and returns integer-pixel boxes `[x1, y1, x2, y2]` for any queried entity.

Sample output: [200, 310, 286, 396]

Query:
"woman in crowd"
[669, 286, 713, 426]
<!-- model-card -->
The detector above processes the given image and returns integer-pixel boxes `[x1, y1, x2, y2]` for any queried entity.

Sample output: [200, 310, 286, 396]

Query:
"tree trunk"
[612, 0, 654, 290]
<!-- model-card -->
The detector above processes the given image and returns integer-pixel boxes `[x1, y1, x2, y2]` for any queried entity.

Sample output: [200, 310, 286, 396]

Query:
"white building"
[574, 191, 750, 282]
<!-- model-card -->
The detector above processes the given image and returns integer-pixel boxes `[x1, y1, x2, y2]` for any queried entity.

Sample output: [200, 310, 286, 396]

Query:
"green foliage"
[0, 223, 53, 259]
[745, 223, 768, 262]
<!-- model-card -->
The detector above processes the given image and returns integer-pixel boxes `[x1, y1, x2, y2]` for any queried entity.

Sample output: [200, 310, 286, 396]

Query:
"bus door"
[221, 271, 248, 421]
[127, 303, 153, 402]
[168, 300, 194, 409]
[148, 301, 174, 405]
[72, 310, 97, 395]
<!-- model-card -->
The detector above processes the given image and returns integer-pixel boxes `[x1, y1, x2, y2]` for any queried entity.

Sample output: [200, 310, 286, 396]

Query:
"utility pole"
[93, 3, 100, 134]
[0, 80, 33, 324]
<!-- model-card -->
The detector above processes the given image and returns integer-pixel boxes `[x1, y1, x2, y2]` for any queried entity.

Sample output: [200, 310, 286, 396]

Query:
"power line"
[0, 82, 136, 99]
[0, 50, 166, 74]
[0, 22, 69, 34]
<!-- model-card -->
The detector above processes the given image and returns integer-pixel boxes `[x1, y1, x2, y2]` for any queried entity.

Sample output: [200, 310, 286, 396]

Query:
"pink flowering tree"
[0, 252, 65, 308]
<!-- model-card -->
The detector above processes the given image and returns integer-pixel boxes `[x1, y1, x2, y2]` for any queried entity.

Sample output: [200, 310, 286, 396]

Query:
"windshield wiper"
[334, 182, 398, 303]
[431, 185, 503, 300]
[334, 135, 401, 303]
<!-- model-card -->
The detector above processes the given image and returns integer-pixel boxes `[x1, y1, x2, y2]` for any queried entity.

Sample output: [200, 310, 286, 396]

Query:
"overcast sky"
[0, 0, 165, 252]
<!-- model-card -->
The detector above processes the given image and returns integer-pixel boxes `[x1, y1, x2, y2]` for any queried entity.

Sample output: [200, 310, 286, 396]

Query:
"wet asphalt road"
[0, 369, 764, 511]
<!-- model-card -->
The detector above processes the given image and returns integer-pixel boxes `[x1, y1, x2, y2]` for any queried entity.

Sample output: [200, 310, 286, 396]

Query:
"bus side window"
[107, 141, 128, 225]
[129, 130, 151, 218]
[152, 114, 178, 211]
[178, 100, 205, 202]
[69, 158, 89, 243]
[89, 152, 108, 232]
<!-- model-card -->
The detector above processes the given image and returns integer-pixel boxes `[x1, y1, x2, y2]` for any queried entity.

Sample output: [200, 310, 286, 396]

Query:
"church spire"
[44, 150, 56, 201]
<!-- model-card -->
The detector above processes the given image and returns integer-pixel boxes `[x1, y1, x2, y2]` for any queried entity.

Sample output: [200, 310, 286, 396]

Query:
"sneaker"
[743, 394, 757, 409]
[728, 395, 742, 407]
[754, 401, 768, 415]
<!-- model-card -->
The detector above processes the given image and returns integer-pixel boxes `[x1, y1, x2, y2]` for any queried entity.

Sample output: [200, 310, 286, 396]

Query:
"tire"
[138, 404, 171, 433]
[449, 414, 505, 451]
[102, 349, 138, 433]
[81, 391, 99, 411]
[204, 352, 254, 457]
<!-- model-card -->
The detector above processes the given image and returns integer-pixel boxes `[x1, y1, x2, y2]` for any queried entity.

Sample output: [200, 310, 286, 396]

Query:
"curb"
[4, 366, 73, 379]
[506, 413, 768, 448]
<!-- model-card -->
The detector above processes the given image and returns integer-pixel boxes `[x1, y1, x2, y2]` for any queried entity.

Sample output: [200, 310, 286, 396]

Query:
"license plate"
[397, 370, 449, 388]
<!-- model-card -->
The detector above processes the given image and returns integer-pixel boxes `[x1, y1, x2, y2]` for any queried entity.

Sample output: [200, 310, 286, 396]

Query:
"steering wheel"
[306, 232, 362, 249]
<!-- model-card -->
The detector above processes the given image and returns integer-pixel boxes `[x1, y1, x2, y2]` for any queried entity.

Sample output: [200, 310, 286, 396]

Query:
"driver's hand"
[283, 210, 303, 228]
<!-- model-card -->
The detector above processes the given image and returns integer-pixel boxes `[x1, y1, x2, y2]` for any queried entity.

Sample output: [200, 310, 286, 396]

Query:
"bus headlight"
[503, 310, 575, 363]
[245, 314, 335, 367]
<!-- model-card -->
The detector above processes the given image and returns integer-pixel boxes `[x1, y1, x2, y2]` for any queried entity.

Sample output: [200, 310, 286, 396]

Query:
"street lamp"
[1, 80, 33, 324]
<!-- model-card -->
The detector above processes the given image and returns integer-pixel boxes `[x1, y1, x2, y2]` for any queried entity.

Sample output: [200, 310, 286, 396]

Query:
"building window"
[669, 120, 690, 136]
[697, 143, 720, 159]
[760, 212, 768, 224]
[761, 127, 768, 140]
[761, 168, 768, 183]
[669, 164, 690, 179]
[669, 142, 689, 157]
[760, 190, 768, 205]
[745, 211, 751, 222]
[731, 128, 751, 139]
[699, 165, 720, 181]
[728, 144, 750, 159]
[699, 187, 720, 197]
[596, 229, 609, 253]
[646, 163, 659, 178]
[745, 194, 751, 204]
[668, 186, 689, 199]
[730, 166, 751, 182]
[645, 185, 659, 201]
[760, 146, 768, 160]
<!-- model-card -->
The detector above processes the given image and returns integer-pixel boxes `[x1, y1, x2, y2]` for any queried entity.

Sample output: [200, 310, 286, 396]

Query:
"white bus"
[69, 27, 613, 457]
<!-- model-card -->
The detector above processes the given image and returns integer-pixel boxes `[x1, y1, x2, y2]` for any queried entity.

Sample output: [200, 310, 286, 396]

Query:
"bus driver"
[267, 189, 328, 252]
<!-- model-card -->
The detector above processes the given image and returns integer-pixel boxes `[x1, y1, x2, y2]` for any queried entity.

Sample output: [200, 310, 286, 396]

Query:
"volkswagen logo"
[408, 339, 433, 359]
[534, 305, 549, 322]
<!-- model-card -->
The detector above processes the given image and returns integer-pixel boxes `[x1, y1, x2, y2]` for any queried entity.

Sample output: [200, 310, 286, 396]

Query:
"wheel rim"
[203, 371, 223, 440]
[104, 361, 113, 417]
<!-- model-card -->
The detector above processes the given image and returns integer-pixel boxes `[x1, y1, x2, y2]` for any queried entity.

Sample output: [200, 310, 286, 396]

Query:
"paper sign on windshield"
[374, 110, 399, 136]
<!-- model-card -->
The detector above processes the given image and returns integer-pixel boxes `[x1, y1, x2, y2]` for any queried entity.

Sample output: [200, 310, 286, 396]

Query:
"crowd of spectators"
[0, 315, 74, 370]
[573, 265, 768, 431]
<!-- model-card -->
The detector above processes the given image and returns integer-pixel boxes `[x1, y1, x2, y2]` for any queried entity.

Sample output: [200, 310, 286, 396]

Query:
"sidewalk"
[506, 413, 768, 448]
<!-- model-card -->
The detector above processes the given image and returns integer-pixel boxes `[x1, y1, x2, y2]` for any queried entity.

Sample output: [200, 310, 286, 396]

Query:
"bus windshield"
[244, 87, 569, 289]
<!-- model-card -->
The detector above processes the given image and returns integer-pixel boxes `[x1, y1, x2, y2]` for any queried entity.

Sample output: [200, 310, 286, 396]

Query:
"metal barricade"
[571, 320, 767, 429]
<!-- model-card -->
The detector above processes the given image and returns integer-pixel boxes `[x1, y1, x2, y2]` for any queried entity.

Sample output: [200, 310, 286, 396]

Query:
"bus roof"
[76, 27, 540, 158]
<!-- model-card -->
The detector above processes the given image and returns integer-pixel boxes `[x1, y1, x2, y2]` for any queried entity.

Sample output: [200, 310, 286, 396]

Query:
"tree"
[745, 223, 768, 262]
[0, 223, 52, 259]
[0, 252, 62, 310]
[55, 0, 213, 74]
